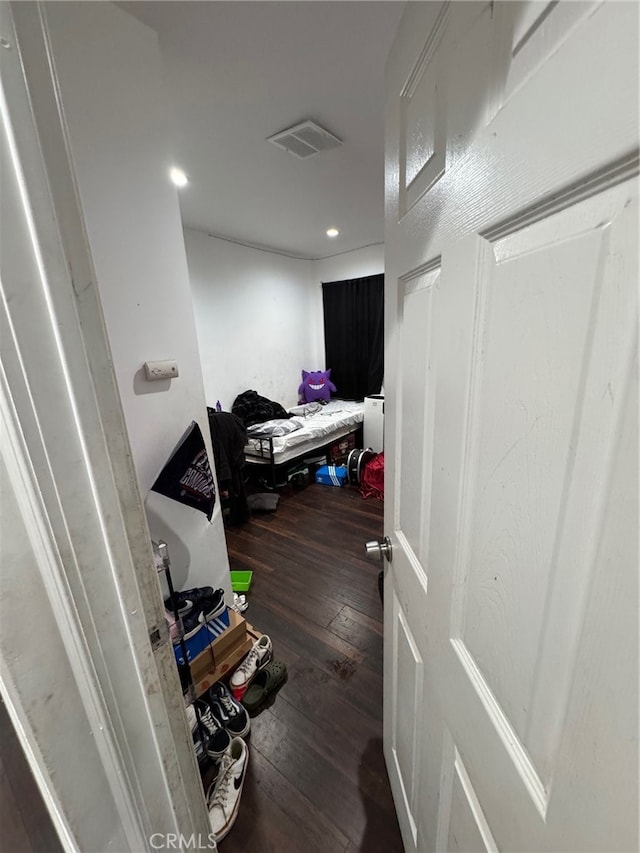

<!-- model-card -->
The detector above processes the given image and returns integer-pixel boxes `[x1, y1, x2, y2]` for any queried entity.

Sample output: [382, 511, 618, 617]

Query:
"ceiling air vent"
[267, 120, 342, 159]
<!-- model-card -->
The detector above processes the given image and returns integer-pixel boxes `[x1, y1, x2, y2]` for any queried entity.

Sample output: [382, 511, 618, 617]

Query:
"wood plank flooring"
[0, 697, 62, 853]
[221, 482, 403, 853]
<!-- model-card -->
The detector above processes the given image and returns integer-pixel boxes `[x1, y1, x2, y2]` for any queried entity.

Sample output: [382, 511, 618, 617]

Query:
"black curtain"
[322, 274, 384, 401]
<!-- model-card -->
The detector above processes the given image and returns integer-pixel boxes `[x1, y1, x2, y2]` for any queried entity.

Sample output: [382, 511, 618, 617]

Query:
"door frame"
[1, 3, 210, 848]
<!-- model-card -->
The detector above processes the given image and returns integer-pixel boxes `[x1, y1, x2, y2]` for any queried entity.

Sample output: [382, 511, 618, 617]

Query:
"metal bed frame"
[244, 423, 363, 490]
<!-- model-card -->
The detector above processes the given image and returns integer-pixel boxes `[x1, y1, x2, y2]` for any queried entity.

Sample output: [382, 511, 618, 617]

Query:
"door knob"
[365, 536, 392, 562]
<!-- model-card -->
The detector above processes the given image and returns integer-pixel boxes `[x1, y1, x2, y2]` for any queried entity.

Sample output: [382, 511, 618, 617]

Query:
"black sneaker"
[164, 595, 193, 616]
[165, 586, 216, 614]
[194, 700, 231, 759]
[192, 734, 217, 779]
[206, 683, 251, 738]
[179, 588, 225, 635]
[181, 610, 205, 637]
[182, 586, 215, 605]
[197, 589, 226, 624]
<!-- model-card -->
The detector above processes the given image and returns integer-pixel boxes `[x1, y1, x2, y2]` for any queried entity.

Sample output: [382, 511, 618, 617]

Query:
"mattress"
[244, 400, 364, 466]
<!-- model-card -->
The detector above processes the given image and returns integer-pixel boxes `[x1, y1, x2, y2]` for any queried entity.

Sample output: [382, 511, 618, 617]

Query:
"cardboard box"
[191, 620, 263, 700]
[172, 607, 231, 667]
[185, 608, 246, 680]
[315, 464, 348, 486]
[211, 608, 248, 659]
[330, 432, 356, 464]
[190, 634, 251, 691]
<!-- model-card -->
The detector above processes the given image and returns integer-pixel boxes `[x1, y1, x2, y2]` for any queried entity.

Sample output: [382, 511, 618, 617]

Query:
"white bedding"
[244, 400, 364, 465]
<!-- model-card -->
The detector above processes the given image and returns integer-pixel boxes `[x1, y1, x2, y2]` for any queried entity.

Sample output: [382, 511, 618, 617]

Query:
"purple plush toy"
[298, 369, 336, 404]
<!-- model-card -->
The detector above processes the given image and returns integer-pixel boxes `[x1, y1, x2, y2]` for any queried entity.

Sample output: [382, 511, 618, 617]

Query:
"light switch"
[144, 360, 179, 381]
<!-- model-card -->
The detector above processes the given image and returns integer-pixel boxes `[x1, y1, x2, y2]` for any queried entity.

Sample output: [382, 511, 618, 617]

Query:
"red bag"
[360, 452, 384, 501]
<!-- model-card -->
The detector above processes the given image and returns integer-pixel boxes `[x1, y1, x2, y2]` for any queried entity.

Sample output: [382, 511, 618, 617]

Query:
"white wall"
[186, 236, 384, 410]
[314, 243, 385, 284]
[45, 3, 210, 497]
[44, 2, 231, 596]
[185, 230, 318, 410]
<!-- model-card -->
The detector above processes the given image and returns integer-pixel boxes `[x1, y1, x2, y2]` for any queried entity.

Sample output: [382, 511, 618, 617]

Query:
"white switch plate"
[144, 360, 179, 381]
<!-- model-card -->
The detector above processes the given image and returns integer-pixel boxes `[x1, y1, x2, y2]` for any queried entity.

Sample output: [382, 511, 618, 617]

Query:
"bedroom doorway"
[3, 2, 637, 851]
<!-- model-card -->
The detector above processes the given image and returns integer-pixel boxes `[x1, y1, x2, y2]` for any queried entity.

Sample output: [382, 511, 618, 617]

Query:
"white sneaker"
[230, 635, 273, 699]
[185, 704, 197, 733]
[232, 592, 249, 612]
[207, 737, 249, 841]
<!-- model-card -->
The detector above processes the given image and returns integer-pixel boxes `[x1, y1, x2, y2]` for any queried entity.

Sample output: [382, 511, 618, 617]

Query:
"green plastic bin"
[230, 570, 253, 592]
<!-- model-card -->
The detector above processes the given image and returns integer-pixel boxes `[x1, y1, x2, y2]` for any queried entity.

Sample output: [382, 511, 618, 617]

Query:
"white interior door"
[383, 3, 638, 851]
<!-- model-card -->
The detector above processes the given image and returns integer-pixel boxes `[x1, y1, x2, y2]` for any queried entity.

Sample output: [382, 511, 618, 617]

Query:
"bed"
[243, 399, 364, 488]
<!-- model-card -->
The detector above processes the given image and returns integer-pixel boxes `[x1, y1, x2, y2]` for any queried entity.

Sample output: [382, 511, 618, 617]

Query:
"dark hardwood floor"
[0, 482, 402, 852]
[221, 482, 403, 853]
[0, 697, 62, 853]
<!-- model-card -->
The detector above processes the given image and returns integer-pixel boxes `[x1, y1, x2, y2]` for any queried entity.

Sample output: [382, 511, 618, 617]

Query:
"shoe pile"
[187, 634, 288, 841]
[187, 681, 252, 842]
[206, 736, 249, 842]
[164, 586, 226, 639]
[189, 681, 251, 759]
[241, 658, 288, 712]
[230, 635, 273, 701]
[230, 634, 289, 713]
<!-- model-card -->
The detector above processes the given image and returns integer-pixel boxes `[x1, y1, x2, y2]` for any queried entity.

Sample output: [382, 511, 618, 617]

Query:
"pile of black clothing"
[207, 409, 250, 526]
[231, 390, 291, 428]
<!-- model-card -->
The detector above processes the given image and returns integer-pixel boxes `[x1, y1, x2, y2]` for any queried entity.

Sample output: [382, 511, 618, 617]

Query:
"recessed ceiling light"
[169, 167, 189, 187]
[326, 228, 339, 238]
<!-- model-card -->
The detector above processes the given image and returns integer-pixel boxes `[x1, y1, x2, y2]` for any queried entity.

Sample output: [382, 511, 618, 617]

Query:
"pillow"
[298, 369, 336, 404]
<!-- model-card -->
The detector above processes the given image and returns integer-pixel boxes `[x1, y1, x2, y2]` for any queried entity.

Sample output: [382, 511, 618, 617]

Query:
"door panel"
[384, 2, 638, 851]
[398, 262, 439, 565]
[390, 592, 424, 846]
[399, 4, 448, 214]
[456, 183, 635, 784]
[447, 749, 498, 853]
[500, 1, 600, 108]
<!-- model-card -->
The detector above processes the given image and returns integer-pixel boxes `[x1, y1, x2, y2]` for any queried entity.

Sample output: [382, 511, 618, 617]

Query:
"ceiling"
[118, 1, 406, 259]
